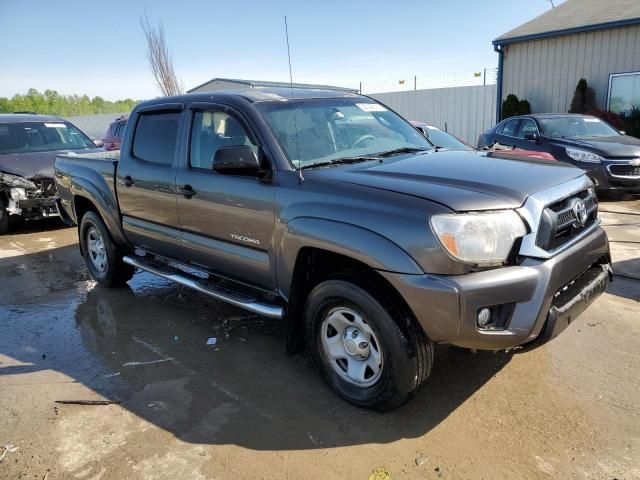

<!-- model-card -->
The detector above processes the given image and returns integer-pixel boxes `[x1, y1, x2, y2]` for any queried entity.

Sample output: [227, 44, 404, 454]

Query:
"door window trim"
[186, 103, 261, 173]
[516, 118, 541, 139]
[497, 118, 522, 138]
[130, 109, 183, 167]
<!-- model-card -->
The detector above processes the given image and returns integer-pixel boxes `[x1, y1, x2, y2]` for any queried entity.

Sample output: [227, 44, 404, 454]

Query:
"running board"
[122, 255, 283, 319]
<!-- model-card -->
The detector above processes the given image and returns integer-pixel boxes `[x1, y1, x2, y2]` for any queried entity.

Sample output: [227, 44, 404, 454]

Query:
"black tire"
[304, 279, 433, 411]
[0, 208, 9, 235]
[79, 211, 134, 287]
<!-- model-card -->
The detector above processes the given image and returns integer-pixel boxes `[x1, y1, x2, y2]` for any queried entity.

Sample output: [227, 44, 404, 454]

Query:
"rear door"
[175, 103, 276, 289]
[116, 105, 183, 257]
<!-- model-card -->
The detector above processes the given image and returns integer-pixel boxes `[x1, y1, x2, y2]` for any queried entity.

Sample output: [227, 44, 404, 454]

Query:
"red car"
[102, 115, 128, 151]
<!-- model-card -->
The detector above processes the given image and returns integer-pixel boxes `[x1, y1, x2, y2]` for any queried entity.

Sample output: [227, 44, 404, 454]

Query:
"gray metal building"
[494, 0, 640, 119]
[187, 78, 357, 94]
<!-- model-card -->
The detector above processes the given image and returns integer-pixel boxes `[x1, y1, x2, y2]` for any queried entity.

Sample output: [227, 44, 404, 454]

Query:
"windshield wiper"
[300, 156, 380, 170]
[376, 147, 431, 157]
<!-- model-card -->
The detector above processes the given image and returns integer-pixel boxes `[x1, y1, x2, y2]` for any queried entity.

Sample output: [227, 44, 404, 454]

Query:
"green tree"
[0, 89, 139, 117]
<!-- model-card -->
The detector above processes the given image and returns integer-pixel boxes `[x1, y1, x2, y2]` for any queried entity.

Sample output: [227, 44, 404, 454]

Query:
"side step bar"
[122, 255, 284, 319]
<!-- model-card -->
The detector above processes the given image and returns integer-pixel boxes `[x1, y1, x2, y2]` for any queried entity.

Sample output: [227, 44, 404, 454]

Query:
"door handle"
[179, 184, 197, 199]
[123, 175, 134, 187]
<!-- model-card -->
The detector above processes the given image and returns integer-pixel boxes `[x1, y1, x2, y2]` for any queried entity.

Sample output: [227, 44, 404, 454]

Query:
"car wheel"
[79, 211, 134, 287]
[304, 279, 433, 411]
[0, 208, 9, 235]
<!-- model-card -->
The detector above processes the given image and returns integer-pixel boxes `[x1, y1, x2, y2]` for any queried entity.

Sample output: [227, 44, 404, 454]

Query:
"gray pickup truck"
[54, 88, 612, 410]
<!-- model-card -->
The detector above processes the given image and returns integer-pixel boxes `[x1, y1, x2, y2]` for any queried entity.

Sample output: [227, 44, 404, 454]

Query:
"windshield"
[421, 125, 472, 150]
[538, 116, 620, 139]
[256, 98, 432, 169]
[0, 121, 96, 154]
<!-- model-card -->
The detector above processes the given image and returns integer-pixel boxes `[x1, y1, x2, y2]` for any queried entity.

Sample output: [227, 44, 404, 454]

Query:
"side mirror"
[213, 145, 262, 175]
[93, 139, 104, 148]
[619, 130, 626, 135]
[524, 133, 540, 143]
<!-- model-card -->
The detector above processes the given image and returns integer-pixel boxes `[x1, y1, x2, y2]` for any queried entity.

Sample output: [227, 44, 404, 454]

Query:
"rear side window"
[498, 119, 520, 137]
[132, 112, 180, 165]
[115, 122, 127, 137]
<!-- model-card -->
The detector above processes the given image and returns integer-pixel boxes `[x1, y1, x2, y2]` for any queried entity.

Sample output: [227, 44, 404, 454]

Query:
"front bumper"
[588, 162, 640, 193]
[381, 226, 611, 350]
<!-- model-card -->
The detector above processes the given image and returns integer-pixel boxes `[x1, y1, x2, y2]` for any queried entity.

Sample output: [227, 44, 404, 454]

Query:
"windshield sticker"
[356, 103, 387, 112]
[44, 123, 66, 128]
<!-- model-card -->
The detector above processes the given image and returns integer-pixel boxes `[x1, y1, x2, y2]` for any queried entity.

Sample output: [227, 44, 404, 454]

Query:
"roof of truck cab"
[136, 88, 363, 109]
[0, 113, 66, 123]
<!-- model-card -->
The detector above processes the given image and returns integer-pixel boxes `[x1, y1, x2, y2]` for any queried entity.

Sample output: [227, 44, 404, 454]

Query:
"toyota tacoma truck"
[54, 89, 612, 411]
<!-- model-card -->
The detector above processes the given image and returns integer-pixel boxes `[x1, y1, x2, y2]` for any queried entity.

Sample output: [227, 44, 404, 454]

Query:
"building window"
[608, 72, 640, 115]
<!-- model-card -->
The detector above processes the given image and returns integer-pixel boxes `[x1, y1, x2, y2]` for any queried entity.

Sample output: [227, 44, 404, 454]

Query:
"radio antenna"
[284, 15, 304, 183]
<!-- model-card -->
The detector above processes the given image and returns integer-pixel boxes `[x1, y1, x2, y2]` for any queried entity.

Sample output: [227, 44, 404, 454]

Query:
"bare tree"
[140, 14, 183, 96]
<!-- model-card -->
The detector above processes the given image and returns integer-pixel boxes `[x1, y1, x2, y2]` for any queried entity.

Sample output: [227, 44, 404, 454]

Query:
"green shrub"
[569, 79, 597, 113]
[501, 94, 531, 119]
[518, 99, 531, 115]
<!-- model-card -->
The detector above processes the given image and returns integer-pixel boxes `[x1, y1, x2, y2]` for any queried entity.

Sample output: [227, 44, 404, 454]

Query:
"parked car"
[478, 114, 640, 193]
[102, 115, 128, 151]
[411, 120, 556, 160]
[0, 113, 100, 234]
[410, 121, 474, 151]
[55, 89, 611, 410]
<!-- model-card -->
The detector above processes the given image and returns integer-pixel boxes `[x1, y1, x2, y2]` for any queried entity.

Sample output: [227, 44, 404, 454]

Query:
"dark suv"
[478, 114, 640, 193]
[0, 113, 99, 234]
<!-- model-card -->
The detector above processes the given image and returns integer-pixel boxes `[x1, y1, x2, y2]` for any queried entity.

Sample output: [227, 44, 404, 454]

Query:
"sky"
[0, 0, 559, 101]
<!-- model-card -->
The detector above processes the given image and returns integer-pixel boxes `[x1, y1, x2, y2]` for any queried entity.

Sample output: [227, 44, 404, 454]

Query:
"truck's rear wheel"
[79, 211, 133, 287]
[304, 279, 433, 411]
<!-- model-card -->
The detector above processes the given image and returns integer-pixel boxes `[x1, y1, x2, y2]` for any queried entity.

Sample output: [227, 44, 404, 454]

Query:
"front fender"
[277, 216, 423, 299]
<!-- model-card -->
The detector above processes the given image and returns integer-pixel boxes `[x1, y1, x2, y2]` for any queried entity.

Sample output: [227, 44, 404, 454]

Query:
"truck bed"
[54, 150, 121, 226]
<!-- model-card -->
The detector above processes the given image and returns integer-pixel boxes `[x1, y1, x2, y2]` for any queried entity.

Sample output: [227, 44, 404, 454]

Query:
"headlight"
[565, 148, 603, 164]
[430, 210, 527, 266]
[0, 172, 36, 189]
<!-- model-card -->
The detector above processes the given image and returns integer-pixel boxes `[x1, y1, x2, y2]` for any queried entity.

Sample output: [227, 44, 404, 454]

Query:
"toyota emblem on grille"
[572, 199, 588, 226]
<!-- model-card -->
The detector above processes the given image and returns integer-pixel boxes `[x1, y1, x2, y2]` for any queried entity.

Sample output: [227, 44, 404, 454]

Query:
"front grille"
[536, 189, 598, 251]
[609, 164, 640, 177]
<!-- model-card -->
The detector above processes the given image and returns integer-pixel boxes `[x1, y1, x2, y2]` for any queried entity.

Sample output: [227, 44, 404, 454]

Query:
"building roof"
[494, 0, 640, 46]
[187, 77, 357, 93]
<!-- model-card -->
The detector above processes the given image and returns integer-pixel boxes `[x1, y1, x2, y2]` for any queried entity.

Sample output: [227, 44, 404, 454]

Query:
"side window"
[132, 112, 180, 165]
[517, 119, 538, 139]
[115, 122, 126, 138]
[189, 110, 258, 170]
[499, 119, 520, 137]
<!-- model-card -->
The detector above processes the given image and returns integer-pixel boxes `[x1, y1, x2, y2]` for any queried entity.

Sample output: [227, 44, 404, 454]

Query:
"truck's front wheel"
[304, 279, 433, 411]
[79, 211, 134, 287]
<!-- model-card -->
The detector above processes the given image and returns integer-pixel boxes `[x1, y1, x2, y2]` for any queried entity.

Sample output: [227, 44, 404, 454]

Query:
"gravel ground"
[0, 195, 638, 480]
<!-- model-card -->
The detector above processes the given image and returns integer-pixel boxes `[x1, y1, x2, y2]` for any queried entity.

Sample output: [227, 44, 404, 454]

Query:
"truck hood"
[551, 135, 640, 158]
[310, 150, 584, 211]
[0, 148, 102, 179]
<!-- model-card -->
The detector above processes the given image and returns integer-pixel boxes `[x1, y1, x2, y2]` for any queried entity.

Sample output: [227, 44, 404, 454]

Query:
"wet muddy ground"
[1, 197, 639, 480]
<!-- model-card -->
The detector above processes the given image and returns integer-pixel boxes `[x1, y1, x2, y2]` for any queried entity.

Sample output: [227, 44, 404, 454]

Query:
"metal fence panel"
[371, 84, 497, 146]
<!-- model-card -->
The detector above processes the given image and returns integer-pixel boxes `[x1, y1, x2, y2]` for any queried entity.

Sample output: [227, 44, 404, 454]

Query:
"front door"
[175, 105, 276, 290]
[116, 108, 183, 257]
